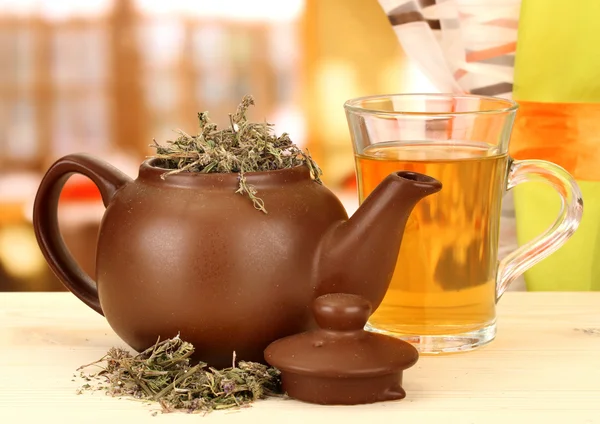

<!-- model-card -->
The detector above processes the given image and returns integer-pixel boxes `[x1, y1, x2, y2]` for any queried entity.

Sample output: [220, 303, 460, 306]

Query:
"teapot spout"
[315, 171, 441, 309]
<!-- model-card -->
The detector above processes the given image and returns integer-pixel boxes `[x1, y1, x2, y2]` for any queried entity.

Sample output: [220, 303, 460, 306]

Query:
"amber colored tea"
[356, 141, 509, 336]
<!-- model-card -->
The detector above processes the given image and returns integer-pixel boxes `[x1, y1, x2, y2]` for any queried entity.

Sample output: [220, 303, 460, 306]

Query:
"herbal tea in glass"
[356, 141, 508, 337]
[344, 94, 582, 353]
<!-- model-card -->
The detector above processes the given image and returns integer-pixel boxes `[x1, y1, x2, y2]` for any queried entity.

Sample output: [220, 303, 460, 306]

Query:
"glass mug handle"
[496, 159, 584, 300]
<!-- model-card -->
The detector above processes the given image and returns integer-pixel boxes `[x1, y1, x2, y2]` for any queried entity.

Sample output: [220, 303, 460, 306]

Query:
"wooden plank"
[0, 292, 599, 423]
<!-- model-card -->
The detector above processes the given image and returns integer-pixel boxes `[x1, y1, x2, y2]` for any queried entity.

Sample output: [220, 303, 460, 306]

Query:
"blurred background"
[0, 0, 436, 292]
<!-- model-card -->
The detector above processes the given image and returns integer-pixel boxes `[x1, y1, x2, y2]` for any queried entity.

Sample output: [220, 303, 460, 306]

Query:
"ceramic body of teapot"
[33, 154, 441, 368]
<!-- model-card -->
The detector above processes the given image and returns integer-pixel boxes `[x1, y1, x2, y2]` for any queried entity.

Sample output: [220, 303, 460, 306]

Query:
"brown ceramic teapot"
[33, 154, 441, 368]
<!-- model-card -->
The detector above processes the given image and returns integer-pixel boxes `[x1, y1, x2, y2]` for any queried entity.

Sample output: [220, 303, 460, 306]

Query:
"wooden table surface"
[1, 292, 599, 423]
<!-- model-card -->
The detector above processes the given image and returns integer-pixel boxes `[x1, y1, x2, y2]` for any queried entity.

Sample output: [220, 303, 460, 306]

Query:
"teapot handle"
[33, 154, 132, 315]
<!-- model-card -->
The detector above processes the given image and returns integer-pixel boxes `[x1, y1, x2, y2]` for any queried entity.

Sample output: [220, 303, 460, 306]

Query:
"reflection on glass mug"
[344, 94, 583, 353]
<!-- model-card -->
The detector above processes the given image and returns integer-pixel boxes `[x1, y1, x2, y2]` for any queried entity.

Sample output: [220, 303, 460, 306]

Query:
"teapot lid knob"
[313, 293, 371, 332]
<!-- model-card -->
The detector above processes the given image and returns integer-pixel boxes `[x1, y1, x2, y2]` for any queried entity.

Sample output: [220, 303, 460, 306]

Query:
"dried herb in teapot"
[149, 95, 322, 213]
[76, 335, 283, 414]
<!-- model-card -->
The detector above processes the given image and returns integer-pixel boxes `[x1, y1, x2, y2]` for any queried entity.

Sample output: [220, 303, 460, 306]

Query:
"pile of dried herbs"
[150, 95, 322, 213]
[76, 335, 283, 414]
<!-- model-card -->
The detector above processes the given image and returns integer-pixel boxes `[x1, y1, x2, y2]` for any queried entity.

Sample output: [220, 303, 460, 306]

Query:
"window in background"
[0, 0, 306, 172]
[0, 0, 114, 171]
[135, 0, 306, 148]
[51, 26, 110, 157]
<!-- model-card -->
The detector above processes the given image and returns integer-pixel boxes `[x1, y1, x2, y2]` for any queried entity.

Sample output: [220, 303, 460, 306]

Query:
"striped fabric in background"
[378, 0, 521, 99]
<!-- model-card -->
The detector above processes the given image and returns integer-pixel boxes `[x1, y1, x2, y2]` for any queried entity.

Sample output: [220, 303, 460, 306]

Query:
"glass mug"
[344, 94, 583, 353]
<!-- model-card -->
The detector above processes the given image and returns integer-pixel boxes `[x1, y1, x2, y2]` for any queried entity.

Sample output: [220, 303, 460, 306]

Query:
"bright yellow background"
[513, 0, 600, 103]
[513, 0, 600, 290]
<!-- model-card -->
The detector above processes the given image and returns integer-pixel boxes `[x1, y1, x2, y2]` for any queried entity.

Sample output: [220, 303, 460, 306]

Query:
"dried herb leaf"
[76, 335, 283, 414]
[150, 95, 322, 213]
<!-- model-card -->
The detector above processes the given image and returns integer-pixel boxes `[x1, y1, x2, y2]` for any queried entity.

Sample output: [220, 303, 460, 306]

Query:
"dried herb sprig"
[76, 335, 283, 414]
[150, 95, 322, 213]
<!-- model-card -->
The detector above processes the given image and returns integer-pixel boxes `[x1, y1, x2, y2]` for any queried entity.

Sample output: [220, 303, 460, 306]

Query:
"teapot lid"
[264, 293, 419, 378]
